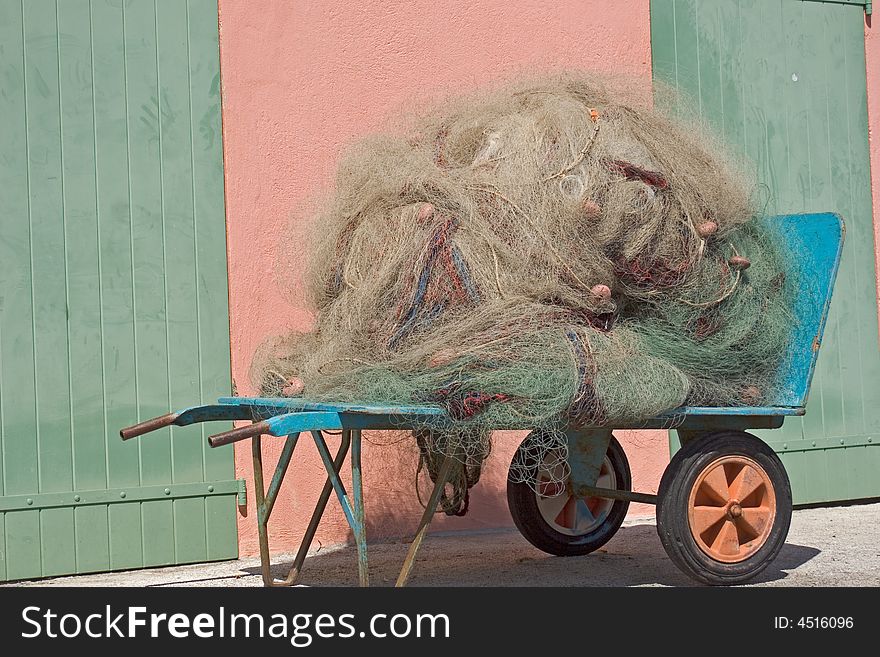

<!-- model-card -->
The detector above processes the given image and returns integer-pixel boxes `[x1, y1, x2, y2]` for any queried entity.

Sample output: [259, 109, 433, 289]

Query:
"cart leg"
[252, 435, 275, 587]
[265, 432, 300, 518]
[283, 430, 352, 585]
[395, 454, 454, 587]
[351, 429, 369, 587]
[253, 432, 303, 586]
[312, 430, 379, 586]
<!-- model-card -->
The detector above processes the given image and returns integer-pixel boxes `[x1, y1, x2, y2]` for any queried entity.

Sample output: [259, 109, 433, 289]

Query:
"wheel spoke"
[698, 466, 730, 506]
[729, 465, 765, 505]
[557, 496, 577, 529]
[736, 506, 772, 540]
[711, 519, 741, 557]
[691, 505, 727, 538]
[539, 492, 571, 525]
[574, 498, 597, 530]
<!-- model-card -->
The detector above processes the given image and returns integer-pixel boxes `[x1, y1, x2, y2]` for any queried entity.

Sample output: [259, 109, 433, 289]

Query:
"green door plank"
[841, 4, 880, 437]
[142, 499, 175, 567]
[40, 507, 76, 577]
[0, 0, 236, 582]
[74, 505, 110, 574]
[651, 0, 880, 503]
[189, 0, 234, 486]
[849, 445, 877, 499]
[109, 501, 143, 570]
[4, 511, 41, 581]
[206, 496, 238, 560]
[0, 513, 7, 580]
[173, 497, 208, 564]
[156, 0, 206, 487]
[54, 0, 110, 575]
[91, 0, 143, 561]
[92, 0, 139, 493]
[823, 3, 863, 439]
[58, 0, 108, 494]
[124, 0, 174, 488]
[648, 0, 676, 95]
[22, 0, 75, 496]
[0, 0, 40, 499]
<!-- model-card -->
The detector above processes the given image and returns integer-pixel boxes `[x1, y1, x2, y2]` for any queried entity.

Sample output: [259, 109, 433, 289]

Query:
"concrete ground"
[5, 502, 879, 587]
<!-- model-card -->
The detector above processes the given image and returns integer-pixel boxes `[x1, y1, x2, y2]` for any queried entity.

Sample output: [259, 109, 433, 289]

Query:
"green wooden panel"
[174, 497, 208, 564]
[651, 0, 880, 503]
[74, 505, 110, 574]
[92, 0, 139, 493]
[4, 511, 41, 581]
[156, 0, 206, 487]
[124, 0, 173, 488]
[0, 0, 237, 582]
[58, 0, 108, 494]
[40, 508, 76, 577]
[142, 499, 175, 567]
[206, 496, 238, 560]
[0, 0, 39, 500]
[22, 0, 74, 496]
[189, 0, 234, 488]
[109, 502, 143, 570]
[0, 513, 7, 581]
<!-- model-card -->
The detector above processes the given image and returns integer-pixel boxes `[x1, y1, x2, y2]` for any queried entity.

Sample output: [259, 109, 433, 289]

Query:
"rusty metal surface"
[208, 421, 270, 447]
[119, 413, 179, 440]
[574, 485, 658, 505]
[566, 429, 612, 489]
[396, 455, 456, 587]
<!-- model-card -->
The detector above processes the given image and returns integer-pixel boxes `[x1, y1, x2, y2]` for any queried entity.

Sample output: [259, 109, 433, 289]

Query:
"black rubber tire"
[507, 433, 631, 556]
[656, 431, 792, 585]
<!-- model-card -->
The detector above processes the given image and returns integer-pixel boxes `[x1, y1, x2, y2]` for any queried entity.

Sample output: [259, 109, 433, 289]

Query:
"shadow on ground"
[243, 523, 820, 587]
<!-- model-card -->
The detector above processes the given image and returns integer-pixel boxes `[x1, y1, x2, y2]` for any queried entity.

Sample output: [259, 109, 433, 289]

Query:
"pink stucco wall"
[217, 0, 657, 557]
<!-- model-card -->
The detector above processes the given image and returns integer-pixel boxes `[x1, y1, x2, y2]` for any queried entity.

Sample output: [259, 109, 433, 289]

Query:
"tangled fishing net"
[252, 74, 794, 514]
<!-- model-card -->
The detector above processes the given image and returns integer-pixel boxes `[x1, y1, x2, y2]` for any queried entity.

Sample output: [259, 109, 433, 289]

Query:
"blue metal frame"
[118, 212, 845, 586]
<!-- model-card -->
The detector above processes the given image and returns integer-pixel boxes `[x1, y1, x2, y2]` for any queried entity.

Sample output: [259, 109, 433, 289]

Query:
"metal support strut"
[252, 429, 353, 586]
[396, 454, 454, 587]
[249, 422, 454, 587]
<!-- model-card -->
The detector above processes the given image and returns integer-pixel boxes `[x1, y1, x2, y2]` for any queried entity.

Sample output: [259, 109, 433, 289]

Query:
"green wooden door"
[651, 0, 880, 504]
[0, 0, 239, 582]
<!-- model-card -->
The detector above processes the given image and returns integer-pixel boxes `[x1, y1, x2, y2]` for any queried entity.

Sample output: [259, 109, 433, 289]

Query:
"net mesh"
[250, 74, 794, 512]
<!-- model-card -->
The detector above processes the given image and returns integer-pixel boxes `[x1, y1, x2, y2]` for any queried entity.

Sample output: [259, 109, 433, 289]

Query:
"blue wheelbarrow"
[120, 212, 844, 586]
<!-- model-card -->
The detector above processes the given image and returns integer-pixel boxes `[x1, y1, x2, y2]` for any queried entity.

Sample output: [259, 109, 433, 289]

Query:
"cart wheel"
[507, 433, 631, 556]
[656, 431, 792, 585]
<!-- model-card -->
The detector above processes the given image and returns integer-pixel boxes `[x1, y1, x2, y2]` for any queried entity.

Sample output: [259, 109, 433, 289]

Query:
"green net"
[251, 74, 794, 512]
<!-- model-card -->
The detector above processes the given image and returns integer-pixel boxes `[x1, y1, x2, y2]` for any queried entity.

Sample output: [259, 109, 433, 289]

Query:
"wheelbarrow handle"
[119, 413, 179, 441]
[206, 411, 345, 447]
[208, 421, 271, 448]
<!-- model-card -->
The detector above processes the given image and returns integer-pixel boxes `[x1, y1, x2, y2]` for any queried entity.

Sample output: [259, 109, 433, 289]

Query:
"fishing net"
[251, 74, 794, 514]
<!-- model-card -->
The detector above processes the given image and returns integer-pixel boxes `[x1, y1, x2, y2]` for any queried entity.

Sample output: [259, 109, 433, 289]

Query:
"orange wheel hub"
[687, 456, 776, 563]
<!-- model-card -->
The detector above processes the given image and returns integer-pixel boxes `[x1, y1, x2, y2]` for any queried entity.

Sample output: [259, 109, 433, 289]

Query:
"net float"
[417, 203, 435, 224]
[741, 385, 762, 403]
[697, 221, 718, 238]
[583, 199, 601, 219]
[591, 284, 612, 300]
[429, 348, 458, 368]
[729, 255, 751, 270]
[281, 377, 305, 397]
